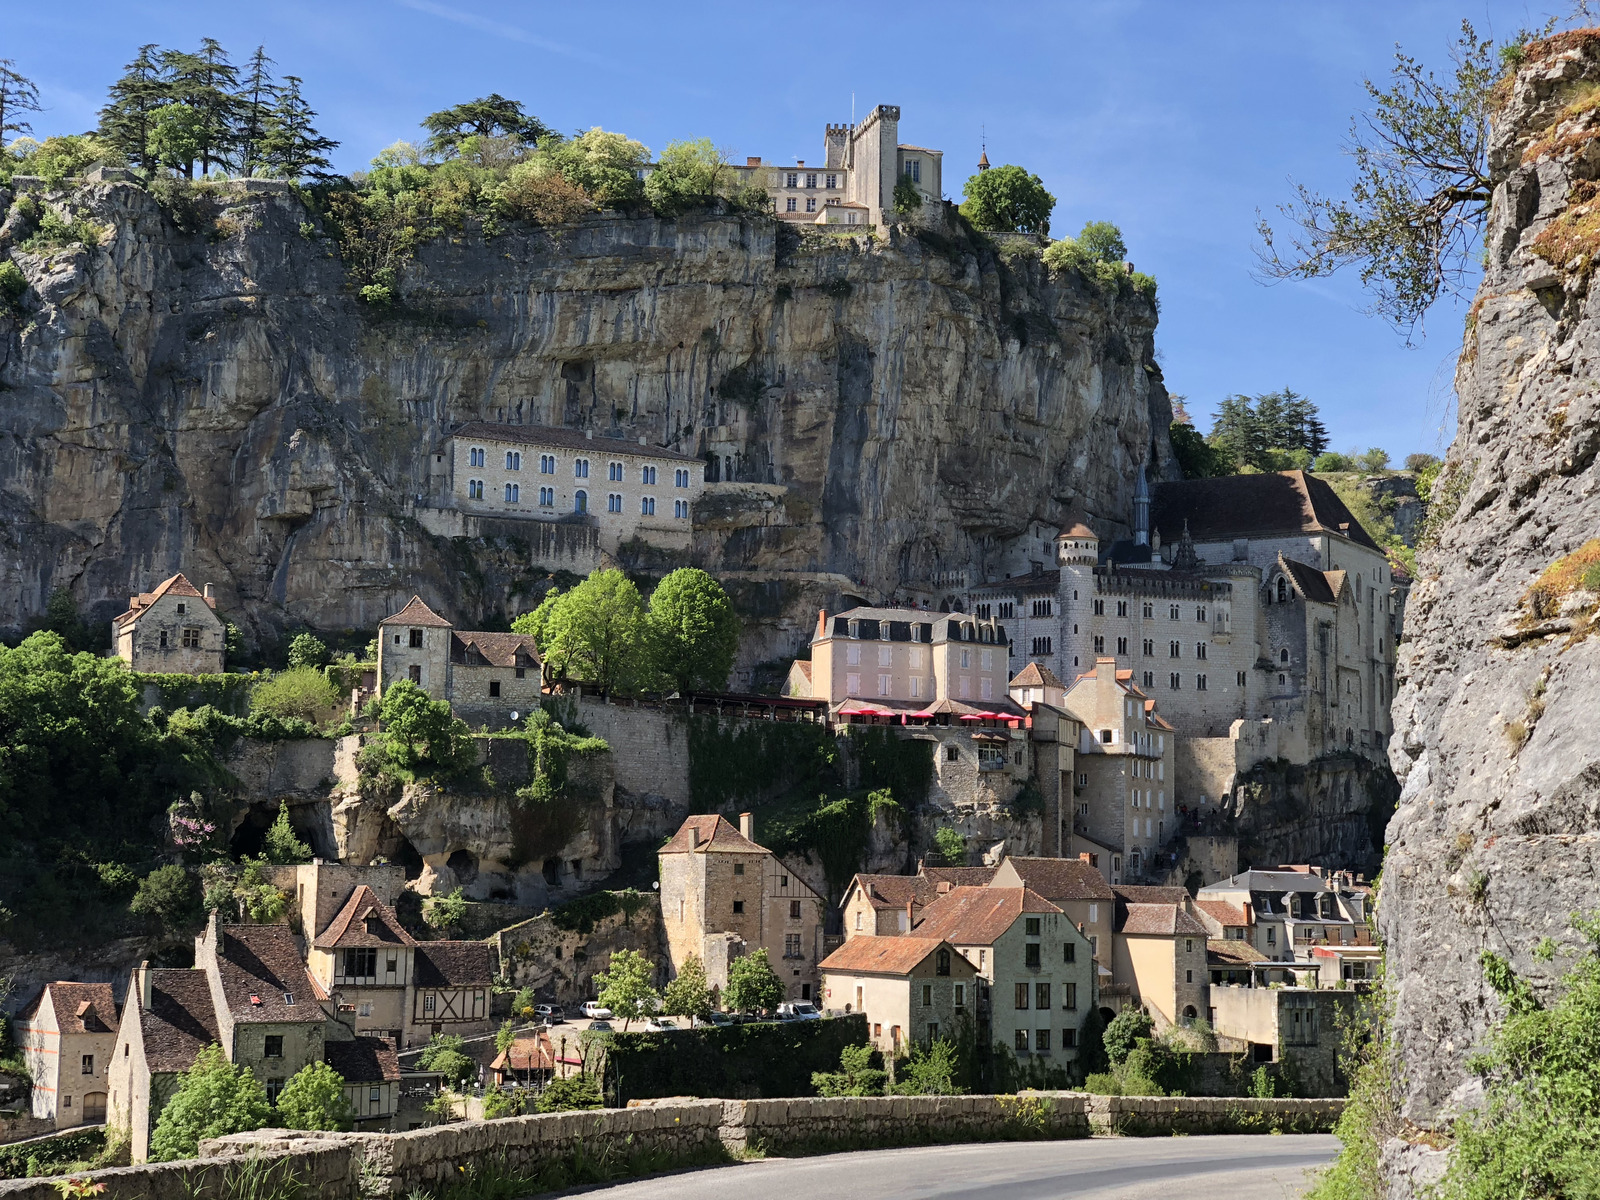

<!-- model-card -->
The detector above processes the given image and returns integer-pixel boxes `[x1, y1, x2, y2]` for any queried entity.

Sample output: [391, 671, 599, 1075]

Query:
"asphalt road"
[557, 1134, 1341, 1199]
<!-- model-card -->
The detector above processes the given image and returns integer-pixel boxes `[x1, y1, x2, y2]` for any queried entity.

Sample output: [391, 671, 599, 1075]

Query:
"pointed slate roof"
[450, 631, 541, 668]
[413, 941, 493, 988]
[380, 596, 453, 627]
[1009, 663, 1065, 690]
[325, 1035, 401, 1084]
[17, 982, 117, 1034]
[215, 924, 325, 1024]
[1276, 556, 1341, 605]
[313, 886, 418, 949]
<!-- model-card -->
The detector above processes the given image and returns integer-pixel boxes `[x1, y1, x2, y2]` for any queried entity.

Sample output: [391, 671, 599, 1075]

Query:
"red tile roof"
[912, 886, 1061, 946]
[818, 936, 965, 976]
[996, 857, 1115, 902]
[138, 969, 222, 1074]
[216, 925, 325, 1024]
[451, 631, 541, 669]
[1009, 663, 1065, 689]
[379, 596, 453, 627]
[313, 886, 418, 950]
[491, 1029, 555, 1074]
[920, 865, 999, 889]
[452, 421, 702, 463]
[325, 1035, 401, 1084]
[413, 941, 493, 988]
[1117, 903, 1208, 937]
[18, 983, 117, 1034]
[1152, 470, 1383, 553]
[113, 573, 216, 627]
[849, 873, 937, 911]
[660, 814, 765, 855]
[1195, 900, 1251, 928]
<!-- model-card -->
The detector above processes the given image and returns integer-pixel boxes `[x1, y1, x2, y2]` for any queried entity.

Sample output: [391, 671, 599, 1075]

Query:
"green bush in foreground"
[148, 1044, 270, 1161]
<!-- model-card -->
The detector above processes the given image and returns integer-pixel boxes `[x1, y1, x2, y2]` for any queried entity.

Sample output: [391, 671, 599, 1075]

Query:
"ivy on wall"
[132, 671, 256, 715]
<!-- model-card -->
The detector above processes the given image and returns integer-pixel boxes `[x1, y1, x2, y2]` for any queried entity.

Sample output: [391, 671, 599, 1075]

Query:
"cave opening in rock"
[446, 848, 479, 883]
[228, 806, 276, 859]
[542, 858, 562, 886]
[393, 836, 424, 881]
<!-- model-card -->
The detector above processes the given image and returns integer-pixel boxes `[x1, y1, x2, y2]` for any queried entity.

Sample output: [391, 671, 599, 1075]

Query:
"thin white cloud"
[393, 0, 612, 68]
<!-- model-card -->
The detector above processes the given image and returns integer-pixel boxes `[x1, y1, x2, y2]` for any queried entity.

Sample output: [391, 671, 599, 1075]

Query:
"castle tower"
[825, 123, 850, 170]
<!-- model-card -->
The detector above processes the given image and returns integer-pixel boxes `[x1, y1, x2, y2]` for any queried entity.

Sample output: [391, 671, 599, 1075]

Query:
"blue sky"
[5, 0, 1563, 459]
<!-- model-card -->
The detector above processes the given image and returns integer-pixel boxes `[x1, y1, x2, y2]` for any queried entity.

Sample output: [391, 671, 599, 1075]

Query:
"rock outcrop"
[0, 182, 1171, 668]
[1384, 27, 1600, 1147]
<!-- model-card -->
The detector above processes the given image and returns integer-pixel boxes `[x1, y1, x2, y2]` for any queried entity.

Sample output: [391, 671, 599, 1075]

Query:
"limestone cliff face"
[1383, 29, 1600, 1137]
[0, 182, 1170, 661]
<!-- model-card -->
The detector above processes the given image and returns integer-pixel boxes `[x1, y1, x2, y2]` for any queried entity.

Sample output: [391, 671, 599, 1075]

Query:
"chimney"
[739, 811, 754, 841]
[906, 898, 915, 929]
[746, 156, 761, 167]
[203, 582, 215, 601]
[796, 160, 805, 167]
[816, 608, 828, 638]
[139, 960, 152, 1009]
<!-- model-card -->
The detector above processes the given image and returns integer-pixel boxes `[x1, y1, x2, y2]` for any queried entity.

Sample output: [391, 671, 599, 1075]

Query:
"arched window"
[1276, 577, 1288, 603]
[1280, 648, 1290, 663]
[574, 490, 587, 513]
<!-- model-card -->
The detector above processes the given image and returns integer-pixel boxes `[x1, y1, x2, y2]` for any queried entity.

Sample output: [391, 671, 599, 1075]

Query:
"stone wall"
[494, 899, 665, 1005]
[572, 697, 691, 826]
[0, 1094, 1345, 1200]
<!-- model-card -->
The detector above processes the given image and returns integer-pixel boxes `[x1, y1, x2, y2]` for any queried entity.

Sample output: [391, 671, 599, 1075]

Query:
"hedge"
[133, 671, 256, 715]
[598, 1013, 868, 1105]
[0, 1126, 105, 1179]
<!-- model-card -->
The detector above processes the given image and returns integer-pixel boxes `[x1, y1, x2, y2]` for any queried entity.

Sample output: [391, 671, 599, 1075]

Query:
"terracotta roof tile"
[660, 814, 766, 855]
[325, 1035, 401, 1083]
[451, 631, 542, 669]
[912, 886, 1061, 946]
[114, 573, 215, 627]
[1207, 939, 1268, 966]
[452, 421, 702, 463]
[413, 941, 493, 988]
[216, 925, 324, 1024]
[379, 596, 453, 627]
[1195, 900, 1250, 928]
[139, 969, 221, 1074]
[920, 865, 998, 889]
[819, 936, 967, 976]
[491, 1029, 555, 1074]
[849, 873, 938, 911]
[1009, 663, 1065, 689]
[1114, 885, 1190, 905]
[1117, 903, 1208, 937]
[998, 857, 1115, 902]
[313, 886, 418, 950]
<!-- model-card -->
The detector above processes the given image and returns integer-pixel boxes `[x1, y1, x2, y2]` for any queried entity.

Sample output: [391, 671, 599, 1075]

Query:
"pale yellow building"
[1109, 886, 1210, 1031]
[13, 983, 117, 1129]
[802, 606, 1014, 714]
[818, 936, 978, 1057]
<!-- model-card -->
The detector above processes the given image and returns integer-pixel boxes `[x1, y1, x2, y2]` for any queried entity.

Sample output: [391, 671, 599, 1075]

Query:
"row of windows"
[1092, 599, 1208, 621]
[1013, 980, 1078, 1009]
[1091, 636, 1210, 659]
[465, 483, 683, 518]
[155, 628, 205, 649]
[468, 447, 689, 487]
[783, 171, 841, 189]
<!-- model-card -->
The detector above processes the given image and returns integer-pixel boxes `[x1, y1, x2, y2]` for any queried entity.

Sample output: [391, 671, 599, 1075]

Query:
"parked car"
[777, 1002, 822, 1021]
[642, 1017, 680, 1033]
[585, 1019, 613, 1031]
[580, 1001, 612, 1019]
[699, 1011, 735, 1027]
[533, 1004, 566, 1024]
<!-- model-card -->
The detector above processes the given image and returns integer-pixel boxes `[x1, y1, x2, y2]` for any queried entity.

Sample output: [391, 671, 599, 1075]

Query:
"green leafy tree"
[511, 987, 537, 1021]
[1356, 447, 1392, 473]
[535, 1073, 600, 1112]
[259, 75, 338, 180]
[0, 60, 43, 143]
[375, 680, 474, 777]
[892, 175, 923, 216]
[959, 164, 1055, 235]
[252, 667, 340, 723]
[645, 138, 728, 216]
[234, 859, 288, 923]
[1169, 421, 1229, 479]
[416, 1033, 477, 1087]
[422, 887, 467, 934]
[1314, 451, 1356, 473]
[723, 947, 784, 1015]
[169, 40, 240, 177]
[1103, 1008, 1154, 1067]
[933, 825, 966, 867]
[234, 46, 277, 176]
[148, 1044, 271, 1161]
[422, 95, 548, 157]
[262, 807, 312, 864]
[1255, 20, 1503, 334]
[1076, 1006, 1109, 1077]
[538, 570, 646, 695]
[98, 45, 165, 173]
[595, 948, 659, 1030]
[130, 864, 201, 932]
[535, 127, 648, 207]
[287, 632, 329, 669]
[812, 1043, 887, 1097]
[660, 954, 712, 1022]
[494, 1020, 516, 1055]
[148, 103, 206, 177]
[646, 568, 740, 694]
[275, 1061, 351, 1131]
[1076, 220, 1127, 263]
[892, 1037, 964, 1095]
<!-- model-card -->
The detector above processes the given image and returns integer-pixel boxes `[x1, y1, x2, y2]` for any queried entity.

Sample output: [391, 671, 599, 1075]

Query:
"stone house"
[1197, 867, 1370, 974]
[376, 596, 542, 727]
[729, 104, 942, 229]
[658, 813, 827, 1005]
[324, 1036, 402, 1129]
[426, 422, 702, 554]
[1208, 984, 1356, 1095]
[817, 936, 978, 1057]
[841, 873, 938, 939]
[1061, 658, 1177, 881]
[911, 886, 1096, 1069]
[111, 573, 225, 674]
[108, 967, 221, 1163]
[799, 606, 1015, 714]
[988, 857, 1116, 972]
[303, 881, 492, 1049]
[13, 983, 118, 1129]
[1109, 886, 1210, 1031]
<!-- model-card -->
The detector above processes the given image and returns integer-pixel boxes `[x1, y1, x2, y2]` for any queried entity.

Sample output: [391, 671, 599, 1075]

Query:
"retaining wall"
[0, 1094, 1345, 1200]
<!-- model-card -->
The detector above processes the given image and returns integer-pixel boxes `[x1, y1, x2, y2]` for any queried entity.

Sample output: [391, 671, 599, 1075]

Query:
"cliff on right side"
[1384, 28, 1600, 1135]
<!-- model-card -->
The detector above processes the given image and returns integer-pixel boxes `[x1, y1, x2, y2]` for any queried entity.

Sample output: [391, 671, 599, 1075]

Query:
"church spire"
[978, 126, 989, 171]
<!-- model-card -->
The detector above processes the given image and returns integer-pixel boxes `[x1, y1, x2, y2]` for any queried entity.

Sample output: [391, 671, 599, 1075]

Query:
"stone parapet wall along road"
[0, 1094, 1345, 1200]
